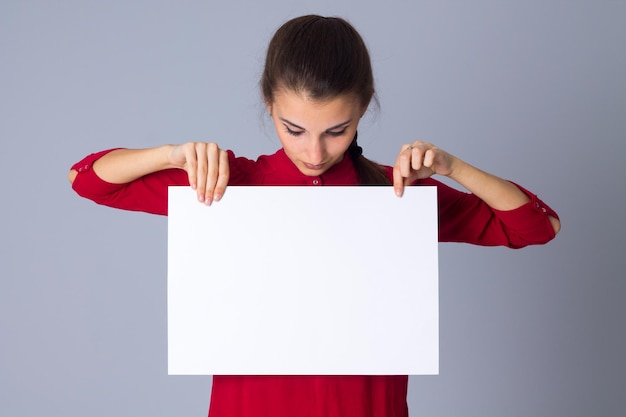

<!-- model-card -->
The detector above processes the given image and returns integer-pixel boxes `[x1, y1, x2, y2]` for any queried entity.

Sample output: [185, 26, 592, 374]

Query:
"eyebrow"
[279, 117, 353, 131]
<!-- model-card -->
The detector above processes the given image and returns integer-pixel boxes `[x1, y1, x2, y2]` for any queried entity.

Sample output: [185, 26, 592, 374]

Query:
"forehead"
[271, 90, 362, 121]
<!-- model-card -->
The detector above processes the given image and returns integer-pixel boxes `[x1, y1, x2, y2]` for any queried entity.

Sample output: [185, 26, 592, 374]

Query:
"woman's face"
[267, 90, 365, 176]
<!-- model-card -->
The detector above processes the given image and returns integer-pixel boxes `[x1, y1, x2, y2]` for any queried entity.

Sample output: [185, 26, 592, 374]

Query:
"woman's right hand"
[168, 142, 230, 205]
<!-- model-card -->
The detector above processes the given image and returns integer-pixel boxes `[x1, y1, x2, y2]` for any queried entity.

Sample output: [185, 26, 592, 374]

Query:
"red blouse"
[71, 148, 558, 417]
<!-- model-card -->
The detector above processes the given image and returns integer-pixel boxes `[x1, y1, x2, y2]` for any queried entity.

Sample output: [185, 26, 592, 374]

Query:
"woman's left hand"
[392, 141, 456, 196]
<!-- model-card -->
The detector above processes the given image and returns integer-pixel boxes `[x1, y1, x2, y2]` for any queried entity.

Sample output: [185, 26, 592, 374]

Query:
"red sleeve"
[419, 178, 558, 248]
[71, 149, 189, 215]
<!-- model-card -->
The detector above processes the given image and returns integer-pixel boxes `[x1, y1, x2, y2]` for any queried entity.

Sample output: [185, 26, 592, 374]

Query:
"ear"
[265, 101, 273, 117]
[360, 99, 371, 118]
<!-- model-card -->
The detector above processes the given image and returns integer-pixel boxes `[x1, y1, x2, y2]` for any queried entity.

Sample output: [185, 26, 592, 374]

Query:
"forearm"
[448, 158, 530, 211]
[91, 145, 176, 184]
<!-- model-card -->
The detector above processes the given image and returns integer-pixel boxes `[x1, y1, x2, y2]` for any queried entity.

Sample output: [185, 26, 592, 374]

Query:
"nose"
[307, 136, 326, 164]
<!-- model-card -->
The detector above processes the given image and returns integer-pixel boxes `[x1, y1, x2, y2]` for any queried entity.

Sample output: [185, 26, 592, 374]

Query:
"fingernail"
[198, 193, 204, 202]
[205, 197, 212, 206]
[395, 189, 402, 197]
[214, 193, 222, 202]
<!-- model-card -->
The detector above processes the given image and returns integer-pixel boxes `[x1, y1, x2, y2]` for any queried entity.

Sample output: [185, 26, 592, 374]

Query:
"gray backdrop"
[1, 1, 625, 416]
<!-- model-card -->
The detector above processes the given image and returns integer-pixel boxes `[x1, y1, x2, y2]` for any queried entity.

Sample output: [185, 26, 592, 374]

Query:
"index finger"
[393, 164, 404, 197]
[393, 144, 414, 197]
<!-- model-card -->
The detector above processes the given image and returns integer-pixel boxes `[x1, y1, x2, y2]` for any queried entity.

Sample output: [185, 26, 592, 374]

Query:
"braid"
[348, 132, 392, 186]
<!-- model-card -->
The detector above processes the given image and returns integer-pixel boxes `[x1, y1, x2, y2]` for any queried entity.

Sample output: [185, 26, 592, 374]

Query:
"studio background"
[1, 1, 624, 416]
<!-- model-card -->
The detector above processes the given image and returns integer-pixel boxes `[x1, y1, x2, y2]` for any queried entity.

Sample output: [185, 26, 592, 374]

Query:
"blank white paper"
[167, 186, 438, 375]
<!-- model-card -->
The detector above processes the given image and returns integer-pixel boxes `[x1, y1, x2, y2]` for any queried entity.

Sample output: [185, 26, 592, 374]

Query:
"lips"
[303, 162, 325, 171]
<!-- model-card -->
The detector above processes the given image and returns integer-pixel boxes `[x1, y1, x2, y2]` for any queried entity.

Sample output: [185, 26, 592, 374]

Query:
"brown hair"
[261, 15, 391, 185]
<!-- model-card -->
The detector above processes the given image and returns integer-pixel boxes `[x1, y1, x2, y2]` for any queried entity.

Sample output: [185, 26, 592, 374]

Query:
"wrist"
[160, 144, 179, 169]
[446, 156, 468, 181]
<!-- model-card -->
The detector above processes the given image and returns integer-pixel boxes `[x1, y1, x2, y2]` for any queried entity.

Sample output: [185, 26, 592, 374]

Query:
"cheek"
[333, 135, 356, 155]
[276, 134, 302, 157]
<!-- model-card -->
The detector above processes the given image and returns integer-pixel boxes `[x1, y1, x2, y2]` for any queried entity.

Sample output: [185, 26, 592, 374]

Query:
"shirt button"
[313, 179, 320, 185]
[78, 164, 90, 172]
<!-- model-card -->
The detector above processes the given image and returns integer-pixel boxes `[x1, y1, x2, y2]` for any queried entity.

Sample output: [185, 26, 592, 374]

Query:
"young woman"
[69, 15, 559, 417]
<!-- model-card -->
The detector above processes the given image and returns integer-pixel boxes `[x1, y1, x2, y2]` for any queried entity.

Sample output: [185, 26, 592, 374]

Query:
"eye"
[284, 126, 304, 137]
[326, 129, 348, 137]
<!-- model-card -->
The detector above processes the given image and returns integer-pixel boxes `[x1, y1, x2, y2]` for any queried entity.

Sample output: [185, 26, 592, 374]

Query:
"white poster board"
[168, 186, 438, 375]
